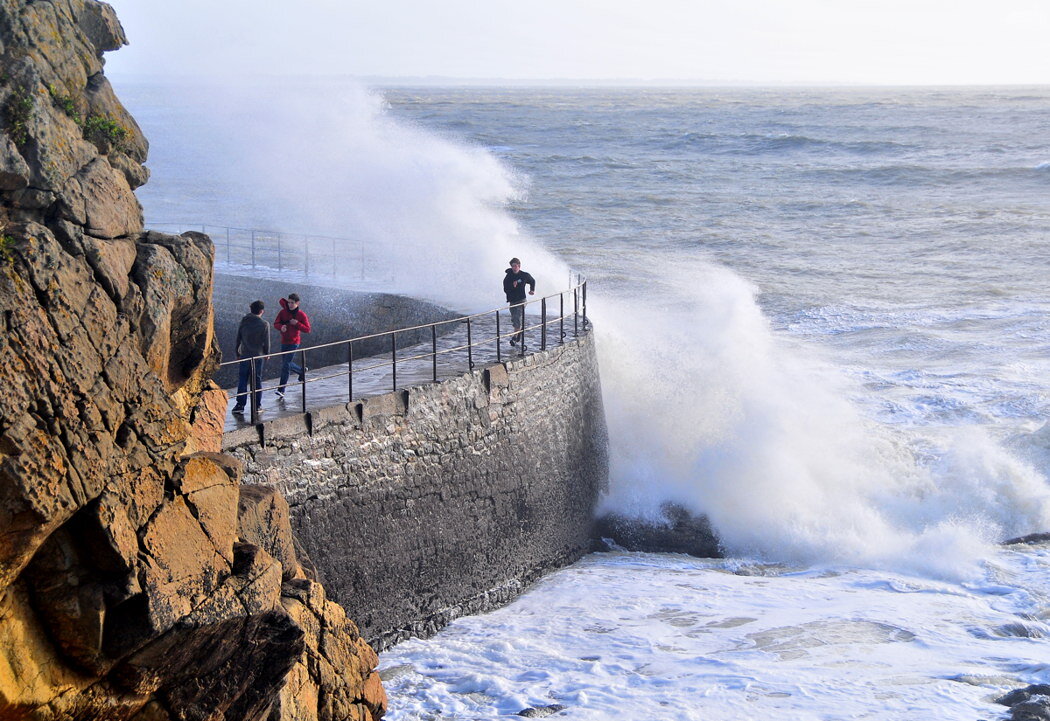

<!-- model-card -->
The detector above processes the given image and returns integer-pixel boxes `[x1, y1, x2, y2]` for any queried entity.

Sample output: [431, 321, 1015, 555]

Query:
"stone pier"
[223, 331, 608, 648]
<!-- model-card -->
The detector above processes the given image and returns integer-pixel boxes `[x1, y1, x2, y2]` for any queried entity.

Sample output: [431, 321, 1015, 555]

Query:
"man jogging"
[274, 293, 311, 398]
[232, 300, 269, 414]
[503, 257, 535, 350]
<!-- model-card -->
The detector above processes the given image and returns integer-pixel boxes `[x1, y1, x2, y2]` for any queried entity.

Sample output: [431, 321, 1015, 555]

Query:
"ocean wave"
[798, 165, 1050, 187]
[660, 132, 915, 156]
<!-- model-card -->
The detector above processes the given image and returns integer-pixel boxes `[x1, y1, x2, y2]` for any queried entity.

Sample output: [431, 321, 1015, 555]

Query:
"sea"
[115, 79, 1050, 720]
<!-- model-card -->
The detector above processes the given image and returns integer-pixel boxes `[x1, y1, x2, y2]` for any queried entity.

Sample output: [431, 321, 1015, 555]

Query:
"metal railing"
[149, 223, 393, 282]
[224, 276, 589, 424]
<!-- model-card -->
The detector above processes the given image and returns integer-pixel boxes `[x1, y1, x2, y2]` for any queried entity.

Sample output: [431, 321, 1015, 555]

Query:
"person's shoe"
[274, 389, 285, 399]
[232, 406, 245, 414]
[510, 337, 517, 346]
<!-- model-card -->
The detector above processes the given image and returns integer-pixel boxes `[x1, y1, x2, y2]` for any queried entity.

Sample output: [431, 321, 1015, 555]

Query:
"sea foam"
[594, 258, 1050, 580]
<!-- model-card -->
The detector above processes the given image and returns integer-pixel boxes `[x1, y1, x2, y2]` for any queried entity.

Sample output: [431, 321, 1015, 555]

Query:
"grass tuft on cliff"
[3, 86, 34, 147]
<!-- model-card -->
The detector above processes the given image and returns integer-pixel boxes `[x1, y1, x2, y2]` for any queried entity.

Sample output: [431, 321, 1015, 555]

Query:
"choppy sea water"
[117, 82, 1050, 718]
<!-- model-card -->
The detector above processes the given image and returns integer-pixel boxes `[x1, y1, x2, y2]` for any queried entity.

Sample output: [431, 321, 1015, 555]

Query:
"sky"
[104, 0, 1050, 86]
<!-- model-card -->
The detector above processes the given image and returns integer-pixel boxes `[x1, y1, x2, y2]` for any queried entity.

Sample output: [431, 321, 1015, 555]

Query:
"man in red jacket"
[273, 293, 311, 398]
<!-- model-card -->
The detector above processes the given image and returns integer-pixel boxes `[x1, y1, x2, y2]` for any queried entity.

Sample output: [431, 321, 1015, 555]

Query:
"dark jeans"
[234, 356, 264, 409]
[278, 343, 304, 389]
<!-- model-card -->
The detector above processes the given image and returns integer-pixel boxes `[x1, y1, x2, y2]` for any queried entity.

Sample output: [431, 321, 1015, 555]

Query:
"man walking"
[503, 257, 535, 350]
[232, 300, 269, 414]
[274, 293, 311, 398]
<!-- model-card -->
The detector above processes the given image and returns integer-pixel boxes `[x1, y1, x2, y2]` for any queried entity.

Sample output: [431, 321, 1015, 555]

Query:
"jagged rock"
[110, 148, 151, 189]
[0, 136, 30, 190]
[997, 685, 1050, 721]
[277, 578, 389, 721]
[75, 0, 127, 54]
[239, 485, 299, 581]
[0, 1, 385, 718]
[58, 156, 143, 238]
[1003, 532, 1050, 546]
[595, 502, 723, 557]
[129, 232, 216, 390]
[518, 705, 567, 718]
[183, 383, 231, 455]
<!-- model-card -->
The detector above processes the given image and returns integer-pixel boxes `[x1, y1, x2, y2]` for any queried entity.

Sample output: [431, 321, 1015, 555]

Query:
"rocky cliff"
[0, 2, 386, 719]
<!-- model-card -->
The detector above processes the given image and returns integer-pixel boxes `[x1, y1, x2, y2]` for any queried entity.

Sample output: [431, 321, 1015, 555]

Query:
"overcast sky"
[105, 0, 1049, 85]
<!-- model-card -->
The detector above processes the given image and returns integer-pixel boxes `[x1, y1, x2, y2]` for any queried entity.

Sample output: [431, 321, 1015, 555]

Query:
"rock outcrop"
[595, 503, 722, 558]
[0, 2, 385, 719]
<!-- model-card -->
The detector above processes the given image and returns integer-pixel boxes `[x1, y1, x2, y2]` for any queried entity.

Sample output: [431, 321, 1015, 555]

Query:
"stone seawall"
[223, 331, 608, 648]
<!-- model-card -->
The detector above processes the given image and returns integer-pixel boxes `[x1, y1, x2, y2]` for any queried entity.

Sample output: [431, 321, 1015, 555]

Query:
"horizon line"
[105, 71, 1050, 90]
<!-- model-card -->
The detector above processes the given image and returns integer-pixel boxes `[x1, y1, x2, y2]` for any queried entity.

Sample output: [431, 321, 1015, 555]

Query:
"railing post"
[277, 233, 283, 271]
[391, 333, 397, 390]
[348, 340, 354, 402]
[467, 317, 474, 370]
[432, 325, 438, 382]
[248, 356, 259, 425]
[300, 349, 307, 414]
[495, 310, 501, 363]
[573, 287, 579, 337]
[583, 280, 587, 327]
[251, 230, 256, 269]
[541, 298, 547, 351]
[560, 292, 565, 343]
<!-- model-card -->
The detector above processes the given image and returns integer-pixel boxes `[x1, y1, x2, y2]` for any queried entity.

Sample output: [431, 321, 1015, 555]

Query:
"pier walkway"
[222, 286, 588, 433]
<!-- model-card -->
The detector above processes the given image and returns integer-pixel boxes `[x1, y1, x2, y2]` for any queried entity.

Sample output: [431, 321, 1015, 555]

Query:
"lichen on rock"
[0, 2, 385, 719]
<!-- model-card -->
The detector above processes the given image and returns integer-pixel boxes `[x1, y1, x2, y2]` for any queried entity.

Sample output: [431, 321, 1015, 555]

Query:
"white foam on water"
[593, 258, 1050, 579]
[380, 548, 1050, 720]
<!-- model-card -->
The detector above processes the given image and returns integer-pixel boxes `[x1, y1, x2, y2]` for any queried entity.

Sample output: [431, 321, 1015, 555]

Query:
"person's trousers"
[234, 357, 264, 409]
[278, 343, 303, 389]
[509, 303, 525, 340]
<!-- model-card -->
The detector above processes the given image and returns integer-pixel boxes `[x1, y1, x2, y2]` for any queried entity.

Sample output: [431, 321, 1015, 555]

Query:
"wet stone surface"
[224, 312, 584, 431]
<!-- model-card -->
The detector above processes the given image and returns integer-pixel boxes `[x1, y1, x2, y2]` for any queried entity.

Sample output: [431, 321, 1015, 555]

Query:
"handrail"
[224, 275, 589, 424]
[149, 222, 392, 281]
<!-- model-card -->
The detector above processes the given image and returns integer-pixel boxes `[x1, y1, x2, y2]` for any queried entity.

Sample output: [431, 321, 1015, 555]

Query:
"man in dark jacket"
[232, 300, 270, 414]
[503, 257, 535, 350]
[273, 293, 311, 397]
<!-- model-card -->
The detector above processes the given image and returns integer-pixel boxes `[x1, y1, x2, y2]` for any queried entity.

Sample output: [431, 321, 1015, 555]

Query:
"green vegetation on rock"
[3, 86, 34, 147]
[46, 83, 129, 153]
[47, 83, 81, 124]
[83, 113, 128, 151]
[0, 234, 16, 264]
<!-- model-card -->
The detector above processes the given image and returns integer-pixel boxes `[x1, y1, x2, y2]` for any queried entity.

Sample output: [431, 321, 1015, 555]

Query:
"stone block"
[309, 403, 357, 434]
[361, 391, 406, 422]
[260, 413, 310, 446]
[222, 424, 263, 450]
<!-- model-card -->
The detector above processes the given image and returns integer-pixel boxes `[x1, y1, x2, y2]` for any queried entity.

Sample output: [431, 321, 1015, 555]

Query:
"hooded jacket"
[274, 297, 311, 345]
[236, 313, 270, 358]
[504, 268, 536, 303]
